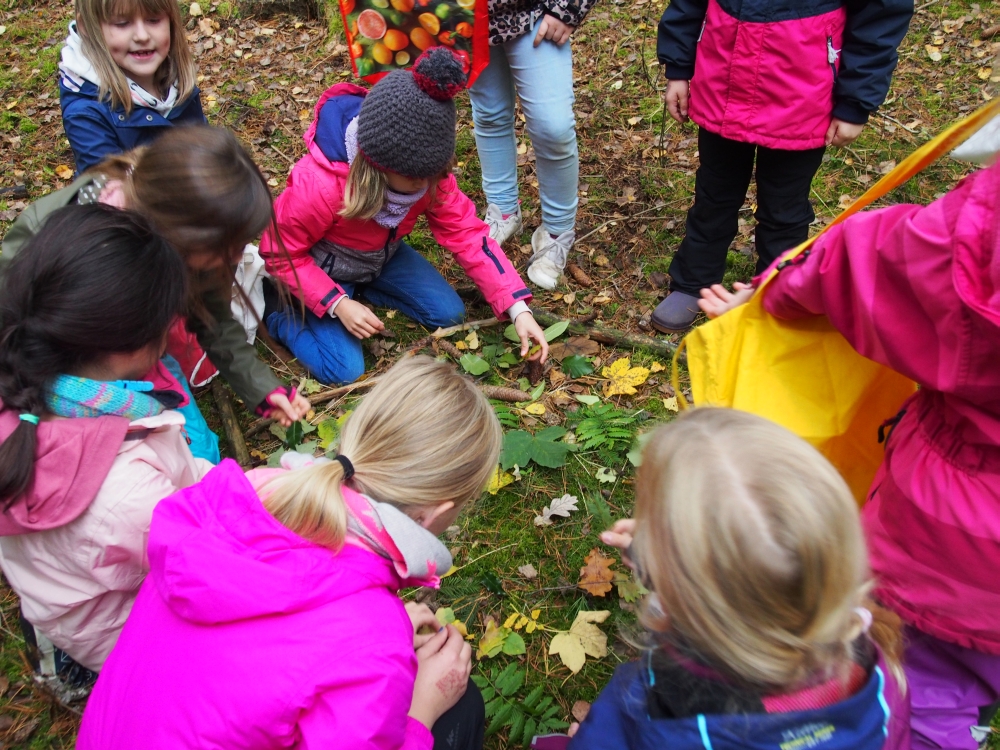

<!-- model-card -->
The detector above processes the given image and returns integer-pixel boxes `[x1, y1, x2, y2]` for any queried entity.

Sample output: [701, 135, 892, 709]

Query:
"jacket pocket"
[827, 36, 840, 83]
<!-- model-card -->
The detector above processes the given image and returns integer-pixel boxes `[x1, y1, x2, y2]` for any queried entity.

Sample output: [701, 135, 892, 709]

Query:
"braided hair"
[0, 203, 187, 504]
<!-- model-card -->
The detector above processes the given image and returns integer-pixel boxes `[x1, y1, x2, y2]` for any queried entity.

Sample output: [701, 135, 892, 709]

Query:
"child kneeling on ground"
[565, 408, 908, 750]
[260, 48, 547, 385]
[78, 355, 502, 750]
[0, 204, 210, 697]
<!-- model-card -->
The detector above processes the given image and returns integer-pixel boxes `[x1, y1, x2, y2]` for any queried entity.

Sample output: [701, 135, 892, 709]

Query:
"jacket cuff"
[255, 384, 297, 418]
[662, 63, 695, 80]
[493, 287, 533, 319]
[831, 99, 871, 125]
[507, 300, 531, 320]
[314, 285, 346, 317]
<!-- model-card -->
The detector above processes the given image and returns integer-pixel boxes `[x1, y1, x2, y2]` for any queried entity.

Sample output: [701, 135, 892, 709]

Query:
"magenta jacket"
[762, 162, 1000, 654]
[260, 83, 531, 319]
[657, 0, 913, 150]
[78, 459, 435, 749]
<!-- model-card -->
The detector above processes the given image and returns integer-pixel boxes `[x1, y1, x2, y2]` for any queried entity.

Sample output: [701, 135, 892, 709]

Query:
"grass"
[1, 0, 999, 746]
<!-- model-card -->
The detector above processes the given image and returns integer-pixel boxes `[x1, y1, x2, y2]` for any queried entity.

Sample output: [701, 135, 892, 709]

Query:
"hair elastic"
[19, 413, 40, 426]
[854, 606, 873, 633]
[333, 454, 355, 481]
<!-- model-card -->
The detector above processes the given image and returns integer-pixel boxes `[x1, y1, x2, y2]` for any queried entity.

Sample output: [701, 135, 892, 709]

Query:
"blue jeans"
[267, 242, 465, 385]
[468, 19, 579, 235]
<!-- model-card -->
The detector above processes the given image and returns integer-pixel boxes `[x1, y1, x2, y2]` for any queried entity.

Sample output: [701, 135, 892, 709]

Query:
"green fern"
[491, 401, 521, 429]
[472, 663, 569, 747]
[566, 404, 643, 455]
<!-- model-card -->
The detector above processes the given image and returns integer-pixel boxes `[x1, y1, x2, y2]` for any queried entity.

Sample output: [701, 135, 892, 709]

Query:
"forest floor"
[1, 0, 999, 746]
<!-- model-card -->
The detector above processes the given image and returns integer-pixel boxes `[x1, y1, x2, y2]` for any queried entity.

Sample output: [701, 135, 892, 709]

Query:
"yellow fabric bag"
[673, 99, 1000, 503]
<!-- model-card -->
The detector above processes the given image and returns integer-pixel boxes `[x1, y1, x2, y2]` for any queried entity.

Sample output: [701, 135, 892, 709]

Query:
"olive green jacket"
[0, 177, 281, 410]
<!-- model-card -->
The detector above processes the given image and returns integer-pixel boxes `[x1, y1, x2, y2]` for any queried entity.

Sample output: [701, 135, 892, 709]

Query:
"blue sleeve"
[656, 0, 708, 80]
[568, 663, 639, 750]
[61, 100, 123, 174]
[833, 0, 914, 123]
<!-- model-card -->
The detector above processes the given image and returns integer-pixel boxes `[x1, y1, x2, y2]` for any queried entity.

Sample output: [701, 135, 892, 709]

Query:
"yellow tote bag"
[674, 99, 1000, 503]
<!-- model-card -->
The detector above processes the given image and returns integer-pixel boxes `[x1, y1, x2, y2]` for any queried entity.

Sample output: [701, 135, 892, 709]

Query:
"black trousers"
[668, 127, 826, 295]
[432, 678, 486, 750]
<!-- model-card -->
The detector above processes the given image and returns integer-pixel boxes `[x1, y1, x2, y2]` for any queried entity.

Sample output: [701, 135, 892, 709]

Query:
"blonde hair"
[339, 155, 457, 222]
[75, 0, 196, 112]
[264, 355, 503, 549]
[633, 408, 904, 691]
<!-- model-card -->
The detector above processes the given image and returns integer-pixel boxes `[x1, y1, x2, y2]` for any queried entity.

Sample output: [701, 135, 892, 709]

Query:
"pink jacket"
[762, 161, 1000, 653]
[0, 406, 209, 671]
[260, 83, 531, 319]
[78, 459, 436, 749]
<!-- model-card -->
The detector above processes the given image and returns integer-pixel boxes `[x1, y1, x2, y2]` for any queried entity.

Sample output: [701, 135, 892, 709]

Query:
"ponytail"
[264, 460, 351, 551]
[0, 203, 186, 506]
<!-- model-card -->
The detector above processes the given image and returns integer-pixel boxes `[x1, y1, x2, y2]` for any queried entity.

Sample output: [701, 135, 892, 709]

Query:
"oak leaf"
[534, 494, 579, 527]
[578, 548, 615, 596]
[602, 358, 650, 397]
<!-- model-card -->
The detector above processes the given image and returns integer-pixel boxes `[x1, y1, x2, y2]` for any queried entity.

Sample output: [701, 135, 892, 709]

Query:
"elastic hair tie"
[333, 454, 355, 481]
[854, 606, 873, 634]
[19, 414, 40, 426]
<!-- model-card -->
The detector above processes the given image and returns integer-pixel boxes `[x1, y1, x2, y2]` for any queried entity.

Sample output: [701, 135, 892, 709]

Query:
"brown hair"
[264, 356, 502, 550]
[632, 408, 904, 692]
[339, 155, 456, 222]
[75, 0, 196, 112]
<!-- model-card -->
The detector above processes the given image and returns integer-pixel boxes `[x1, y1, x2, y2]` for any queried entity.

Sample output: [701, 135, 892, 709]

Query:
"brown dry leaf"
[549, 336, 600, 360]
[572, 700, 592, 722]
[518, 563, 538, 579]
[578, 548, 615, 596]
[549, 368, 567, 387]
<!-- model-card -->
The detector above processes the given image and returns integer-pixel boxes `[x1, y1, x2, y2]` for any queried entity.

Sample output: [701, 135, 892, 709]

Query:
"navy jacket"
[59, 79, 207, 173]
[569, 659, 893, 750]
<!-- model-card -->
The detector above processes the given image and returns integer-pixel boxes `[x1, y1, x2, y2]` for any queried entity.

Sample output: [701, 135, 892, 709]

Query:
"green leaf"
[487, 701, 516, 735]
[585, 493, 613, 531]
[498, 351, 519, 368]
[269, 423, 287, 443]
[530, 438, 573, 469]
[504, 324, 521, 343]
[502, 631, 526, 656]
[479, 570, 505, 596]
[471, 674, 489, 690]
[523, 718, 538, 746]
[509, 710, 526, 744]
[294, 440, 318, 454]
[562, 354, 594, 378]
[542, 319, 570, 342]
[265, 449, 287, 467]
[575, 394, 601, 406]
[523, 685, 544, 711]
[529, 381, 545, 402]
[500, 431, 534, 470]
[460, 353, 491, 376]
[317, 419, 340, 450]
[297, 377, 322, 395]
[536, 425, 568, 441]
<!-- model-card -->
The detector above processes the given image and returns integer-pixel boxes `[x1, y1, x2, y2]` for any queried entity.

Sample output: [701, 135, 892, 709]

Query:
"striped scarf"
[46, 375, 164, 421]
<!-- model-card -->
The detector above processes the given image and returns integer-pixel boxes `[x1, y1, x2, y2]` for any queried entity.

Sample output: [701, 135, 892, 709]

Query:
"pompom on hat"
[356, 48, 468, 179]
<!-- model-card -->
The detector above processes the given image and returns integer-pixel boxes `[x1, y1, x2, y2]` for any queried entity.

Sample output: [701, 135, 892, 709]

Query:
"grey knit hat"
[357, 48, 468, 179]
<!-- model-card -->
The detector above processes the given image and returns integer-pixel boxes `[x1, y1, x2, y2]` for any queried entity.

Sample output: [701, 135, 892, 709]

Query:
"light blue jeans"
[469, 19, 579, 235]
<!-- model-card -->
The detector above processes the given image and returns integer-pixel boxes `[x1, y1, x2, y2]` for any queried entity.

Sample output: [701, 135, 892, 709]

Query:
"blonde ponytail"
[263, 355, 502, 550]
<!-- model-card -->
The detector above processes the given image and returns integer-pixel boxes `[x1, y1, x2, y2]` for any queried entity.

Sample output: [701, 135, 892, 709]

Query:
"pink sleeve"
[762, 189, 969, 390]
[261, 168, 346, 317]
[424, 175, 532, 318]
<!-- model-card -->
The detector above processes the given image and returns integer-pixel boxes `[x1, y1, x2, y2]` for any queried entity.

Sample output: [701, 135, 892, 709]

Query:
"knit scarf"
[46, 375, 165, 421]
[344, 117, 428, 228]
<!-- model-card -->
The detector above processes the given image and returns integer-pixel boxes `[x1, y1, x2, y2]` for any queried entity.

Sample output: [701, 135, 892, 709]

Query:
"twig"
[532, 310, 676, 357]
[435, 338, 464, 360]
[914, 0, 939, 11]
[268, 143, 296, 166]
[448, 542, 518, 573]
[811, 188, 834, 218]
[0, 185, 28, 199]
[431, 317, 501, 338]
[575, 203, 672, 244]
[245, 377, 382, 438]
[878, 113, 921, 134]
[212, 380, 252, 467]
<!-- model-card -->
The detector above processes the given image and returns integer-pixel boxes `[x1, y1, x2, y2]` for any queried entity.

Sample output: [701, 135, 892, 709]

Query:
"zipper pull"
[827, 36, 840, 65]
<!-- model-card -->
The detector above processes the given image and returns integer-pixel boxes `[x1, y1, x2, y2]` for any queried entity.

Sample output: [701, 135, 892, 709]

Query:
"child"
[260, 48, 547, 385]
[59, 0, 205, 173]
[650, 0, 913, 332]
[78, 355, 500, 749]
[2, 126, 311, 461]
[567, 408, 908, 750]
[467, 0, 596, 290]
[0, 203, 211, 696]
[699, 159, 1000, 749]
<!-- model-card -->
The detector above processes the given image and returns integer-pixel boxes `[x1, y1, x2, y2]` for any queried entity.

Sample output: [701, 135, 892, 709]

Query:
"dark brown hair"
[0, 204, 187, 504]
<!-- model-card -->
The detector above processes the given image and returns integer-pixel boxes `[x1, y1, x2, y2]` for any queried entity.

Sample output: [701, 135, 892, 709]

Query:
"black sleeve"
[833, 0, 914, 123]
[656, 0, 709, 80]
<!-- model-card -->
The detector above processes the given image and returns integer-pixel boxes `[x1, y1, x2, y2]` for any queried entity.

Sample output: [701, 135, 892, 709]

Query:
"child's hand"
[405, 601, 441, 648]
[600, 519, 636, 569]
[825, 119, 865, 148]
[409, 626, 472, 730]
[269, 390, 312, 427]
[534, 15, 574, 46]
[336, 298, 385, 339]
[698, 282, 754, 319]
[515, 311, 549, 363]
[665, 80, 690, 124]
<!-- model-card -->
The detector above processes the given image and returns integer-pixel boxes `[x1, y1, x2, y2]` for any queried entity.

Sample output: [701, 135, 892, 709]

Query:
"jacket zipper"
[384, 226, 397, 267]
[481, 238, 505, 274]
[697, 17, 707, 43]
[827, 36, 840, 82]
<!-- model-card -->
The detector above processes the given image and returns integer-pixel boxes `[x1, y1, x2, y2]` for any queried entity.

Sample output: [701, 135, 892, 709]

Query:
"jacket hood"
[304, 83, 369, 172]
[59, 22, 101, 92]
[0, 404, 128, 534]
[951, 160, 1000, 328]
[148, 459, 403, 625]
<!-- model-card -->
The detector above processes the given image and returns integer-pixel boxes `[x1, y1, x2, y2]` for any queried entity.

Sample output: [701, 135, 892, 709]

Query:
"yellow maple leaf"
[486, 466, 514, 495]
[649, 361, 665, 373]
[55, 164, 74, 180]
[602, 358, 650, 397]
[548, 610, 610, 674]
[663, 396, 679, 412]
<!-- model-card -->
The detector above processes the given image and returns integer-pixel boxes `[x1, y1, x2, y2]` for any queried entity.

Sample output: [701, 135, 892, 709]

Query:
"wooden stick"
[212, 380, 252, 467]
[431, 317, 501, 338]
[531, 311, 677, 358]
[244, 377, 382, 439]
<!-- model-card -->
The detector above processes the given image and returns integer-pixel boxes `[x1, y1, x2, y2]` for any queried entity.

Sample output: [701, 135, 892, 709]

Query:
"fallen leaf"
[464, 330, 479, 350]
[436, 607, 472, 639]
[610, 80, 623, 90]
[549, 336, 600, 360]
[595, 466, 617, 483]
[578, 548, 615, 596]
[535, 493, 579, 526]
[593, 254, 609, 267]
[548, 609, 611, 673]
[549, 368, 567, 387]
[627, 115, 642, 125]
[649, 361, 665, 373]
[55, 164, 74, 180]
[477, 618, 506, 659]
[518, 563, 538, 579]
[572, 700, 592, 722]
[525, 402, 546, 416]
[663, 396, 679, 412]
[486, 465, 514, 495]
[925, 44, 942, 62]
[575, 394, 600, 406]
[189, 1, 203, 15]
[614, 571, 649, 603]
[603, 357, 650, 397]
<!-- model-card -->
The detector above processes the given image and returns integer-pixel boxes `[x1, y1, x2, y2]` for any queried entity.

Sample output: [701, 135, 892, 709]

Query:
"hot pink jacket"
[260, 83, 531, 319]
[78, 459, 434, 749]
[762, 161, 1000, 654]
[0, 406, 210, 671]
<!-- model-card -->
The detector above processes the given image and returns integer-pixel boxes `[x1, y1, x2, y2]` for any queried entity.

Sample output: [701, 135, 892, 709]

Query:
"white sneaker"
[527, 225, 574, 290]
[484, 204, 522, 246]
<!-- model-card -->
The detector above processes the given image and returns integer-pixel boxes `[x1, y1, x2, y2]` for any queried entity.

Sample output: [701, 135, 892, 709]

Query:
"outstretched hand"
[600, 518, 636, 569]
[698, 282, 754, 319]
[515, 311, 549, 363]
[268, 390, 311, 427]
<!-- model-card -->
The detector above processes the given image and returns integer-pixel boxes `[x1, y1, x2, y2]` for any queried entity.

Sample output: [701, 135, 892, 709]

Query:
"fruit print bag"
[339, 0, 489, 85]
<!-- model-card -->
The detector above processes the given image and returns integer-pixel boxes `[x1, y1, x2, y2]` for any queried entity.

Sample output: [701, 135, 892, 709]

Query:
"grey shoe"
[484, 204, 523, 246]
[527, 226, 574, 290]
[651, 291, 701, 333]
